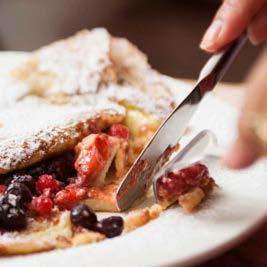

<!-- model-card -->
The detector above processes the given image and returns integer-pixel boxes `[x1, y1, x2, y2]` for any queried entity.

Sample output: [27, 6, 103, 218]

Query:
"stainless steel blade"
[115, 33, 247, 211]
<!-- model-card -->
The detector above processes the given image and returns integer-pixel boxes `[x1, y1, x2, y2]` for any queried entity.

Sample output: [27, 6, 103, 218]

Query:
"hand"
[223, 48, 267, 169]
[200, 0, 267, 169]
[200, 0, 267, 52]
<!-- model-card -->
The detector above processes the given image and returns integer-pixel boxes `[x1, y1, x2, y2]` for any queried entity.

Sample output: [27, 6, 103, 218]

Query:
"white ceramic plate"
[0, 52, 267, 267]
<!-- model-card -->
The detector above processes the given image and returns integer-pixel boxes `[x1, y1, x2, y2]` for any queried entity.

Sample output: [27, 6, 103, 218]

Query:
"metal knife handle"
[198, 32, 248, 94]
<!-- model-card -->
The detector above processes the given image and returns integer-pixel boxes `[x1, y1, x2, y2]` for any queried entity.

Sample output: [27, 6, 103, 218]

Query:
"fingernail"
[248, 29, 263, 46]
[200, 20, 223, 50]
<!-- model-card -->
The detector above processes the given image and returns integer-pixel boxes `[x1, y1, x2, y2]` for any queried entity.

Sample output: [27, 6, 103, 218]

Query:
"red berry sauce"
[108, 124, 130, 140]
[156, 163, 211, 201]
[54, 186, 87, 210]
[74, 134, 110, 185]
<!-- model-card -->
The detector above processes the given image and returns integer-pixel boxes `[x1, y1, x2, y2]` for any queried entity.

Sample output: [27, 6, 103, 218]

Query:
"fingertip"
[247, 4, 267, 46]
[200, 20, 223, 52]
[248, 30, 263, 46]
[222, 139, 260, 169]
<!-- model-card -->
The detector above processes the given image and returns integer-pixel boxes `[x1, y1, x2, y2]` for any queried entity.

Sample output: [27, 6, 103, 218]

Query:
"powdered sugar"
[38, 28, 111, 95]
[0, 28, 180, 173]
[0, 94, 125, 171]
[101, 84, 172, 118]
[0, 76, 29, 110]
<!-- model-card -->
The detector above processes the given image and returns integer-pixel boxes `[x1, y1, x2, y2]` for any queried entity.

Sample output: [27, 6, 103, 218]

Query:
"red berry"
[31, 196, 53, 216]
[54, 187, 86, 210]
[157, 163, 210, 200]
[108, 124, 129, 140]
[36, 175, 60, 194]
[0, 184, 7, 194]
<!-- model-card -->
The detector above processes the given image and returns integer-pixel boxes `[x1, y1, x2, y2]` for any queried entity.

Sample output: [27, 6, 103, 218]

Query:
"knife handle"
[198, 32, 248, 92]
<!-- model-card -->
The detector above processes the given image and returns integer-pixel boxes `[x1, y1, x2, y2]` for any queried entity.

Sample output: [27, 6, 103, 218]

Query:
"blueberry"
[46, 153, 76, 182]
[96, 216, 123, 238]
[0, 198, 26, 230]
[27, 163, 46, 179]
[70, 204, 97, 230]
[6, 182, 32, 206]
[9, 174, 35, 193]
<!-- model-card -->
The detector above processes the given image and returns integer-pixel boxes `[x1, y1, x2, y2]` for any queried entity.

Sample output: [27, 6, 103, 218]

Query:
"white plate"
[0, 52, 267, 267]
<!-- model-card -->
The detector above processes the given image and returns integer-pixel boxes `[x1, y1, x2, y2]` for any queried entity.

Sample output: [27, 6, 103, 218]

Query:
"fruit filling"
[74, 134, 121, 186]
[0, 121, 215, 235]
[0, 124, 130, 236]
[156, 163, 216, 212]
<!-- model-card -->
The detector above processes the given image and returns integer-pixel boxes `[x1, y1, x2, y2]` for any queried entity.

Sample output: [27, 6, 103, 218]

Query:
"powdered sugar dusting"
[38, 28, 111, 95]
[101, 84, 172, 118]
[0, 28, 180, 173]
[0, 95, 125, 171]
[0, 76, 29, 110]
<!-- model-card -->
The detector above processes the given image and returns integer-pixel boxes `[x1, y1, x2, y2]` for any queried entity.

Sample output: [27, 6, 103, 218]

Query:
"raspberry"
[108, 124, 129, 140]
[31, 196, 53, 216]
[0, 185, 7, 194]
[36, 175, 60, 194]
[54, 187, 86, 210]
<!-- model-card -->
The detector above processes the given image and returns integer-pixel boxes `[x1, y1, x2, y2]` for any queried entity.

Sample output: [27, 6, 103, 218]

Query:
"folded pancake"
[0, 28, 184, 255]
[0, 28, 177, 176]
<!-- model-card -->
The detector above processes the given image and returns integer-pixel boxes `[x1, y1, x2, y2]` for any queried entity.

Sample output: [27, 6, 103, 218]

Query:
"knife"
[116, 33, 247, 211]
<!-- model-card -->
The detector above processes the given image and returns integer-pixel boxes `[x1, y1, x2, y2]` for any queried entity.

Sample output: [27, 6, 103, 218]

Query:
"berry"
[0, 200, 26, 230]
[179, 163, 209, 186]
[108, 124, 129, 140]
[156, 163, 210, 200]
[9, 174, 35, 193]
[31, 196, 53, 216]
[36, 175, 60, 194]
[96, 216, 123, 238]
[27, 162, 46, 179]
[46, 152, 76, 182]
[54, 187, 86, 210]
[0, 185, 7, 194]
[6, 182, 32, 206]
[70, 204, 97, 229]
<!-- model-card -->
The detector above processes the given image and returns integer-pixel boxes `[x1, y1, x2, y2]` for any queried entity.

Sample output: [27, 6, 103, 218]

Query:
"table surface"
[188, 81, 267, 267]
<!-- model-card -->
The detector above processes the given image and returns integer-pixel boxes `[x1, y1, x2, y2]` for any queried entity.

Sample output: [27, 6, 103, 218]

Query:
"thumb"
[223, 136, 261, 169]
[223, 47, 267, 169]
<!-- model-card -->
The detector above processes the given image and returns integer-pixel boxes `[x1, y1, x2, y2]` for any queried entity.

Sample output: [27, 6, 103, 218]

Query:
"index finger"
[200, 0, 266, 52]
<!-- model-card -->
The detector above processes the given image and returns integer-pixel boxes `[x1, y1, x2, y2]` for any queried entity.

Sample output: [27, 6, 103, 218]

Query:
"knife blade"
[116, 33, 247, 211]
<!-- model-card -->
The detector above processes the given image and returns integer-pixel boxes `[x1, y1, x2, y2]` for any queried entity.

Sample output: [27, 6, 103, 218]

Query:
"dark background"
[0, 0, 263, 81]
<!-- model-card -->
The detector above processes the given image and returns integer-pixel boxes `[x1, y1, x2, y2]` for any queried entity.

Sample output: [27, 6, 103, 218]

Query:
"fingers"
[223, 137, 260, 169]
[248, 4, 267, 44]
[223, 48, 267, 169]
[200, 0, 266, 52]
